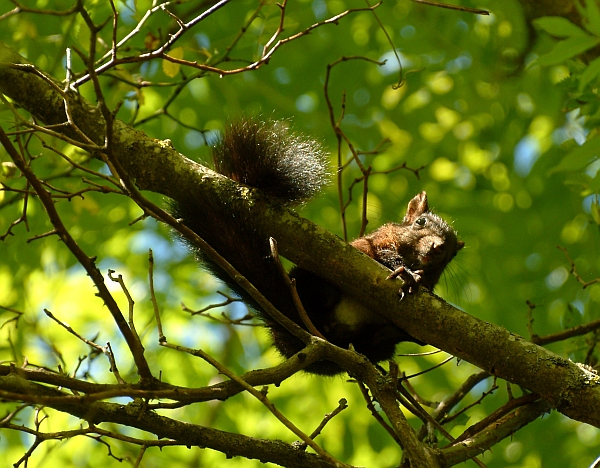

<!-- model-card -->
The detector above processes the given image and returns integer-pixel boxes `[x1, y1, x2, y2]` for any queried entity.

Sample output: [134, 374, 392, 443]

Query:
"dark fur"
[170, 119, 463, 375]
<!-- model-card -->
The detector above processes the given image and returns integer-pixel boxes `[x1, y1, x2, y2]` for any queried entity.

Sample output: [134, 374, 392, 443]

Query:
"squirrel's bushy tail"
[213, 119, 328, 203]
[170, 119, 329, 362]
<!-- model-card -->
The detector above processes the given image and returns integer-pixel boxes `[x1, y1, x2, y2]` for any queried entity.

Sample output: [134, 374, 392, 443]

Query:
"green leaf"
[584, 0, 600, 36]
[550, 135, 600, 173]
[533, 16, 588, 38]
[563, 172, 593, 192]
[537, 35, 600, 66]
[163, 47, 184, 78]
[579, 56, 600, 92]
[591, 196, 600, 225]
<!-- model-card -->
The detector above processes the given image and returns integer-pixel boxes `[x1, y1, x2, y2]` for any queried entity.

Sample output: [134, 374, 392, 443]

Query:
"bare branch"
[558, 245, 600, 289]
[0, 125, 153, 380]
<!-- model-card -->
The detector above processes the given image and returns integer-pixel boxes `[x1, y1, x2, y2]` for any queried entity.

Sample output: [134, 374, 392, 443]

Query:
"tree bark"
[2, 42, 600, 429]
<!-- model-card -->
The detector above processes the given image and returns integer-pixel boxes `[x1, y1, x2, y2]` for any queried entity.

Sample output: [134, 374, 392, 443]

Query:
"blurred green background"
[1, 0, 600, 466]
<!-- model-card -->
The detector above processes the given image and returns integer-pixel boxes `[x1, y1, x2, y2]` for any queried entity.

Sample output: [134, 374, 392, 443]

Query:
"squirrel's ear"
[403, 191, 429, 223]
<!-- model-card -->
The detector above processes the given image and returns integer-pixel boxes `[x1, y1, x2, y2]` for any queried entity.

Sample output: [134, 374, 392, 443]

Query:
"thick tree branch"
[2, 43, 600, 430]
[0, 373, 338, 468]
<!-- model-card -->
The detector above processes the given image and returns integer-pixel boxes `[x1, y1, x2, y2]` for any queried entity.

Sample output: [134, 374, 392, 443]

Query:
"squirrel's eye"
[415, 217, 427, 227]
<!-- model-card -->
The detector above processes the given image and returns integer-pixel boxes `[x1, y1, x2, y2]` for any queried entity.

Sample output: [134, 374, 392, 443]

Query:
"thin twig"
[269, 237, 326, 339]
[108, 270, 140, 343]
[43, 309, 126, 384]
[0, 126, 153, 380]
[558, 245, 600, 289]
[410, 0, 489, 15]
[297, 398, 348, 450]
[161, 341, 352, 467]
[148, 249, 165, 343]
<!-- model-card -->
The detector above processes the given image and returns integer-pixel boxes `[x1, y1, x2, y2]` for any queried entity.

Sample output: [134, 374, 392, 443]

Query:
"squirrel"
[170, 118, 464, 375]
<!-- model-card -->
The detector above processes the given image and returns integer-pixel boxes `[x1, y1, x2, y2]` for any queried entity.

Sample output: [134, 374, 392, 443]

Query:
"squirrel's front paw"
[386, 266, 424, 299]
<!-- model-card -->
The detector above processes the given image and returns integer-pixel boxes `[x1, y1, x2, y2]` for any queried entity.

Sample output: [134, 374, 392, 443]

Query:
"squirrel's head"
[400, 192, 464, 288]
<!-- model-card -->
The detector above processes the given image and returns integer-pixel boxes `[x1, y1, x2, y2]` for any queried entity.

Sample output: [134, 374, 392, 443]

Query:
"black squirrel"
[170, 119, 464, 375]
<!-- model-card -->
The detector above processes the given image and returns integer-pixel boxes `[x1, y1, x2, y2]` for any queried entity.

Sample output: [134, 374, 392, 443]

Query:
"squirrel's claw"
[387, 266, 424, 299]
